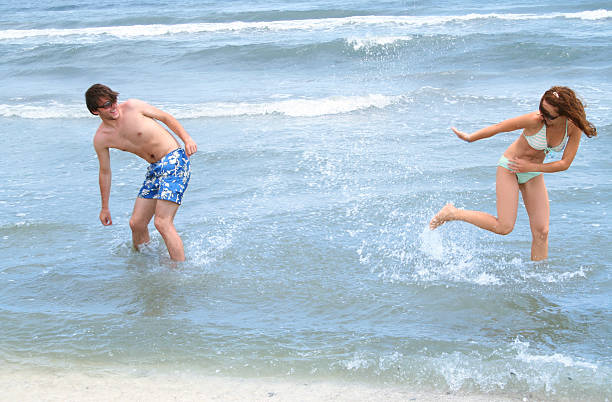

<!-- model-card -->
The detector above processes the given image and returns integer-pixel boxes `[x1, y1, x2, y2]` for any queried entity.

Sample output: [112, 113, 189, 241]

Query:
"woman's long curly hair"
[540, 86, 597, 137]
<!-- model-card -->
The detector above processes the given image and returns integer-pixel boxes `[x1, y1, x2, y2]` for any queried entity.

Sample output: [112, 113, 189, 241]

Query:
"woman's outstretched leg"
[430, 167, 519, 235]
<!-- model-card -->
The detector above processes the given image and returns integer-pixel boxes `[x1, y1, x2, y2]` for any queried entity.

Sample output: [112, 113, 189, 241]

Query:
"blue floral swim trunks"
[138, 148, 191, 205]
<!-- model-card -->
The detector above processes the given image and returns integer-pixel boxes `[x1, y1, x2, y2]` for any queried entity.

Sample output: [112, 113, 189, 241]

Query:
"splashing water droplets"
[419, 226, 444, 261]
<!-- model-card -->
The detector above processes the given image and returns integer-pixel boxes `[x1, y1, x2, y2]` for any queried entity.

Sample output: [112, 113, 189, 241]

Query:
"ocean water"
[1, 0, 611, 400]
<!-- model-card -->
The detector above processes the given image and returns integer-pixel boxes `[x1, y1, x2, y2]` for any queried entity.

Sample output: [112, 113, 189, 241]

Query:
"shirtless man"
[86, 84, 197, 261]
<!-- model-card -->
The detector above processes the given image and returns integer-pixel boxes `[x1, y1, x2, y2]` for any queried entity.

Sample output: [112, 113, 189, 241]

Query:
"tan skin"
[93, 97, 197, 261]
[429, 100, 582, 260]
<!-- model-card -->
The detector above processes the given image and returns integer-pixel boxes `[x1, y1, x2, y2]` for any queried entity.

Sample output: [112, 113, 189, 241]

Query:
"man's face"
[94, 97, 119, 120]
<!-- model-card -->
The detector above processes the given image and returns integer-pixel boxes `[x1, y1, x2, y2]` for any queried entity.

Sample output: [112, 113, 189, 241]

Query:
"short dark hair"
[85, 84, 119, 114]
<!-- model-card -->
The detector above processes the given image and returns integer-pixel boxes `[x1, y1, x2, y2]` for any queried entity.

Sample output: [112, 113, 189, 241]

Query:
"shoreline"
[0, 369, 525, 402]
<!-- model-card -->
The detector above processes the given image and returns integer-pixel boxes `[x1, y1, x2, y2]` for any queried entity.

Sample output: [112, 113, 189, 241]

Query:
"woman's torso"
[503, 115, 569, 163]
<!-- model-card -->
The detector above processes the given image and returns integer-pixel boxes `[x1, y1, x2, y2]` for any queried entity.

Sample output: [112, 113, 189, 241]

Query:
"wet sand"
[0, 370, 522, 402]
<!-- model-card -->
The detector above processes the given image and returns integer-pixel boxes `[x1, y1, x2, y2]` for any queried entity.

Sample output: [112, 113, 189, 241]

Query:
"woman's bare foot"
[429, 203, 458, 230]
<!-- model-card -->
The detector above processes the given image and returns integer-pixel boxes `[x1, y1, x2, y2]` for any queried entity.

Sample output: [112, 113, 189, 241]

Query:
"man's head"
[85, 84, 119, 115]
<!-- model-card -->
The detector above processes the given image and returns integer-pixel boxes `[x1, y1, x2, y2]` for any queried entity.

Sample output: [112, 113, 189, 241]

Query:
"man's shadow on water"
[120, 248, 211, 318]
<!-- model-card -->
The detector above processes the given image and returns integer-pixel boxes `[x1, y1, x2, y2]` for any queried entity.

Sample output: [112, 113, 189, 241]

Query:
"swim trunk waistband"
[138, 148, 191, 205]
[498, 155, 541, 184]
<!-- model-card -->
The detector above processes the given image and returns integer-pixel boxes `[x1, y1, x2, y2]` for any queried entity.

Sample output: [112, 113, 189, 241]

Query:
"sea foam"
[1, 11, 609, 41]
[0, 94, 400, 119]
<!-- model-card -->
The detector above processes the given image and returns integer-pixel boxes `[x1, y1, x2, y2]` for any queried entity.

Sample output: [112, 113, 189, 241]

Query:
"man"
[86, 84, 197, 261]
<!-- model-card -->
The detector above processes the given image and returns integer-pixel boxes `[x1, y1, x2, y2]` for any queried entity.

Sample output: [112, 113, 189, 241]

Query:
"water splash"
[419, 226, 444, 261]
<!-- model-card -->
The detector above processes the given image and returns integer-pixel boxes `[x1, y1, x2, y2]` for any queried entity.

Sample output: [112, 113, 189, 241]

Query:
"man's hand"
[184, 139, 198, 157]
[99, 208, 112, 226]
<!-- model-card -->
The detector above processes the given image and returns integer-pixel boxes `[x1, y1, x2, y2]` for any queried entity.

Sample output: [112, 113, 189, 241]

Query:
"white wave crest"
[0, 103, 85, 119]
[0, 94, 399, 119]
[513, 338, 598, 371]
[175, 94, 398, 118]
[1, 10, 609, 40]
[347, 36, 413, 51]
[562, 9, 612, 20]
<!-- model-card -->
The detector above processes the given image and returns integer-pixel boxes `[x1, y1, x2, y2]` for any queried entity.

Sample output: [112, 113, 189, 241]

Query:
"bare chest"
[99, 114, 177, 162]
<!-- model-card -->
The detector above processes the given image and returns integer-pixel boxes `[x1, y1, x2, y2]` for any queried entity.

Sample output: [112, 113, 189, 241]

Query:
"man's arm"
[136, 99, 198, 156]
[94, 137, 113, 226]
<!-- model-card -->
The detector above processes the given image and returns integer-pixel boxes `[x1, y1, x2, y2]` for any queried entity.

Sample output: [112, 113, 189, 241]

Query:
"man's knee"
[129, 216, 148, 233]
[154, 215, 174, 234]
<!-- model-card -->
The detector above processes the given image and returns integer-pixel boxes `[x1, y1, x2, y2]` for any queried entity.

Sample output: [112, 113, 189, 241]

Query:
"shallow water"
[1, 1, 611, 400]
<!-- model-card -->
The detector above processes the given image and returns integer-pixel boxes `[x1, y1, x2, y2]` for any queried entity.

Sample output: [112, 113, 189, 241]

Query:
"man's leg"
[129, 197, 157, 250]
[153, 200, 185, 261]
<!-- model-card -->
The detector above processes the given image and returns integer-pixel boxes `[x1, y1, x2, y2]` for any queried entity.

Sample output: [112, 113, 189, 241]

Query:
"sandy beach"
[0, 370, 523, 402]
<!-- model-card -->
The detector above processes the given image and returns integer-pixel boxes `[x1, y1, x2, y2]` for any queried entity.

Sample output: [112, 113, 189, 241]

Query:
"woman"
[429, 86, 597, 260]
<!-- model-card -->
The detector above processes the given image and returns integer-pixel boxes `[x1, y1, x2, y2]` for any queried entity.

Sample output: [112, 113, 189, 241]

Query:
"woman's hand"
[451, 127, 471, 142]
[507, 157, 535, 173]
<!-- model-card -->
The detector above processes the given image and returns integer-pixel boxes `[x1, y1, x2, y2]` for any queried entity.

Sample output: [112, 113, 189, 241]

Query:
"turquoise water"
[0, 1, 611, 400]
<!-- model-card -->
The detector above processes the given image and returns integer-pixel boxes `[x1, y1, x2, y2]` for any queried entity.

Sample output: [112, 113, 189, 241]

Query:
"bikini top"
[523, 119, 569, 153]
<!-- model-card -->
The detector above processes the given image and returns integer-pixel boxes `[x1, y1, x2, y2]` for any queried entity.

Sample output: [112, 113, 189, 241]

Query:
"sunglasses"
[97, 100, 114, 109]
[539, 104, 559, 121]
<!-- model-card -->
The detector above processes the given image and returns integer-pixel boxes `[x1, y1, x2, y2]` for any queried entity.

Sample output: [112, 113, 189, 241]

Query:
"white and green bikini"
[497, 120, 569, 184]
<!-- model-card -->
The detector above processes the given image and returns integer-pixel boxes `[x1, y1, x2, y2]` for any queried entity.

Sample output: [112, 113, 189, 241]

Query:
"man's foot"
[429, 203, 457, 230]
